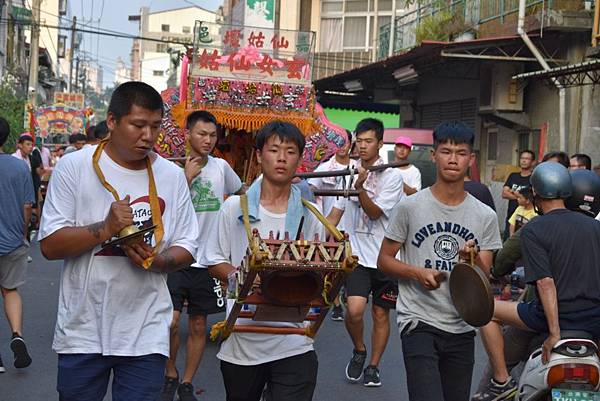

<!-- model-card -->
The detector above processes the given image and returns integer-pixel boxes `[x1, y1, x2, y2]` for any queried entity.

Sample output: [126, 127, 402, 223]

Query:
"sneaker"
[0, 354, 5, 373]
[471, 377, 518, 401]
[10, 334, 31, 368]
[330, 305, 344, 321]
[27, 256, 32, 263]
[345, 349, 367, 382]
[160, 376, 179, 401]
[177, 382, 198, 401]
[363, 365, 381, 387]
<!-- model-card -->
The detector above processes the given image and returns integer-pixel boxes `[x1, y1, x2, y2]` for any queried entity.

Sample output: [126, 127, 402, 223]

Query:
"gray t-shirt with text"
[385, 188, 502, 334]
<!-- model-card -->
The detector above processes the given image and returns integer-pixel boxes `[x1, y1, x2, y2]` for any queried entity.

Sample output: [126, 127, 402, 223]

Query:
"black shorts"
[517, 300, 600, 338]
[345, 265, 397, 309]
[167, 267, 226, 316]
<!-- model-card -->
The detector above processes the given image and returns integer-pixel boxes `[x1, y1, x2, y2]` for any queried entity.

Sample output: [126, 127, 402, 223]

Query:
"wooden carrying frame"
[218, 196, 358, 339]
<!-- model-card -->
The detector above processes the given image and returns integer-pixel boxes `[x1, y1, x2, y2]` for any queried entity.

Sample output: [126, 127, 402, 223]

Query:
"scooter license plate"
[552, 388, 600, 400]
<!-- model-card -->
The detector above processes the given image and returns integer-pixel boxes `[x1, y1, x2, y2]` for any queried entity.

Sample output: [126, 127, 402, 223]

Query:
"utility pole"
[74, 57, 80, 92]
[27, 0, 41, 106]
[68, 16, 76, 92]
[6, 0, 14, 66]
[81, 66, 86, 95]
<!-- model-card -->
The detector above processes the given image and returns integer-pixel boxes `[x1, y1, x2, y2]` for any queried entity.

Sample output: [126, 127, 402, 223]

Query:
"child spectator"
[508, 187, 537, 236]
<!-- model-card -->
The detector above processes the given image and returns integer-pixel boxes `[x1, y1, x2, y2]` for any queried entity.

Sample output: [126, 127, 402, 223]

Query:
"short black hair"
[571, 153, 592, 170]
[520, 149, 536, 160]
[432, 121, 475, 149]
[355, 118, 384, 141]
[255, 120, 305, 154]
[74, 133, 87, 142]
[108, 81, 164, 121]
[0, 117, 10, 147]
[345, 129, 353, 144]
[542, 151, 569, 168]
[94, 121, 109, 140]
[517, 186, 532, 199]
[18, 133, 33, 144]
[186, 110, 217, 130]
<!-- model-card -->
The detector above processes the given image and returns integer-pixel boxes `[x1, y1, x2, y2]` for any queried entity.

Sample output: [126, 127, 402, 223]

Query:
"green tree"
[0, 82, 26, 153]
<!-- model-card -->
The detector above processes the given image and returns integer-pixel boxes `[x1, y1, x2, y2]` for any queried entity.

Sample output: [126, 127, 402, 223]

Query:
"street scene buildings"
[2, 1, 600, 400]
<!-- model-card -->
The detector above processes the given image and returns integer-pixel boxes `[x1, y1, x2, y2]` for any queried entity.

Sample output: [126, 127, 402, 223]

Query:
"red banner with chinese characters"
[53, 92, 85, 109]
[188, 21, 316, 134]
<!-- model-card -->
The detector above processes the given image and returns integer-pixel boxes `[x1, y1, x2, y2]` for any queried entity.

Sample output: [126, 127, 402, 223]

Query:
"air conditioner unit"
[343, 79, 364, 92]
[393, 66, 418, 86]
[479, 63, 524, 112]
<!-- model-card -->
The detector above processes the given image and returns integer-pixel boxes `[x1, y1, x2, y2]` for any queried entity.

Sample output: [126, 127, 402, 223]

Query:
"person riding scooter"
[474, 162, 600, 401]
[473, 168, 600, 400]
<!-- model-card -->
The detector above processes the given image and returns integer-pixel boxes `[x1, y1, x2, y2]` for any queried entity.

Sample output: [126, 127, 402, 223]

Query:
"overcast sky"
[67, 0, 222, 88]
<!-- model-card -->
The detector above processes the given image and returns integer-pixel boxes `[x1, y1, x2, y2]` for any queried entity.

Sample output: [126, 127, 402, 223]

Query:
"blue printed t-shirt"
[0, 154, 35, 255]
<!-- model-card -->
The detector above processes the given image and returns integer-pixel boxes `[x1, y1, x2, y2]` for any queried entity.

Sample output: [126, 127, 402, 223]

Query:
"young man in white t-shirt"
[204, 121, 326, 401]
[394, 136, 421, 195]
[162, 111, 243, 401]
[39, 82, 199, 401]
[308, 129, 355, 321]
[308, 130, 355, 218]
[328, 118, 405, 387]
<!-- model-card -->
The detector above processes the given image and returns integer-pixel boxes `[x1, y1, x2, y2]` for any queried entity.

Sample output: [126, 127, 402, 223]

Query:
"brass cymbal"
[101, 225, 157, 249]
[449, 262, 494, 327]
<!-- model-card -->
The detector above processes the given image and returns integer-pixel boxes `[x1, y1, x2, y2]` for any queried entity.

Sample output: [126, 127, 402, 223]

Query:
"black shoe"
[471, 377, 518, 401]
[0, 354, 5, 373]
[177, 382, 198, 401]
[363, 365, 381, 387]
[331, 305, 344, 321]
[161, 376, 179, 401]
[10, 334, 31, 368]
[345, 349, 367, 382]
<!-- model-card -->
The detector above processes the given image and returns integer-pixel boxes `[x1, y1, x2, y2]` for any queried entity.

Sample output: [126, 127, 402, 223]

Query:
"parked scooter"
[517, 331, 599, 401]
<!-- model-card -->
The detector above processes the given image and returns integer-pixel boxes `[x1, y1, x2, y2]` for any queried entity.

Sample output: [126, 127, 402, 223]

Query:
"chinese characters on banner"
[192, 21, 313, 84]
[53, 92, 85, 109]
[191, 21, 314, 113]
[155, 87, 187, 158]
[301, 103, 348, 172]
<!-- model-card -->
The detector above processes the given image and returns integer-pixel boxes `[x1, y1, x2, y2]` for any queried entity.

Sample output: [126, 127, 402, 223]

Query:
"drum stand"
[221, 229, 358, 339]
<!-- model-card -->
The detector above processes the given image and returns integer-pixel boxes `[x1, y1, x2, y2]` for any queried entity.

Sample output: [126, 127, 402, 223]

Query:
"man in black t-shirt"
[476, 162, 600, 401]
[502, 150, 535, 238]
[464, 177, 495, 211]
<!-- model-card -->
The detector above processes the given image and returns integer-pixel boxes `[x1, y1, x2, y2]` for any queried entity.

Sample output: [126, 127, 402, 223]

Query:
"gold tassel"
[210, 320, 228, 341]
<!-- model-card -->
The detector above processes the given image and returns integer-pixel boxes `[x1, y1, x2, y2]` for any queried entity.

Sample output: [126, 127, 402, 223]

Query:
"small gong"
[449, 261, 494, 327]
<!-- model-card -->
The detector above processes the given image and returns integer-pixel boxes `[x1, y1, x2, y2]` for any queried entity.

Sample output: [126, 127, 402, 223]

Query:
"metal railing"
[377, 0, 586, 59]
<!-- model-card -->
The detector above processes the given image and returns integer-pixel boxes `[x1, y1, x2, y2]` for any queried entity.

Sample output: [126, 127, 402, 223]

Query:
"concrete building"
[220, 0, 405, 80]
[85, 63, 103, 94]
[315, 0, 599, 226]
[131, 5, 217, 92]
[114, 57, 131, 85]
[38, 0, 63, 78]
[0, 1, 33, 92]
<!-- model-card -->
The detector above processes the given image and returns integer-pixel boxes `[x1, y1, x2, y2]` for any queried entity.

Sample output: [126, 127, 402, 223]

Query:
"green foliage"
[0, 83, 26, 153]
[415, 10, 454, 43]
[414, 9, 470, 44]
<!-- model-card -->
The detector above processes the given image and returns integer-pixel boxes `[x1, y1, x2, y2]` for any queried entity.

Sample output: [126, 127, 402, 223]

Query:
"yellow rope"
[301, 199, 344, 241]
[321, 276, 333, 307]
[210, 320, 228, 341]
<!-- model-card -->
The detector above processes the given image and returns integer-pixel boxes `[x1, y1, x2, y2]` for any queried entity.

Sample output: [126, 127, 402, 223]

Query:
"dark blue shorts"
[57, 353, 166, 401]
[517, 301, 600, 338]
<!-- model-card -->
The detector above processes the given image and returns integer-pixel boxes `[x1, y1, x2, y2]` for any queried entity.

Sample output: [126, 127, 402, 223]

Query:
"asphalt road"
[0, 242, 489, 400]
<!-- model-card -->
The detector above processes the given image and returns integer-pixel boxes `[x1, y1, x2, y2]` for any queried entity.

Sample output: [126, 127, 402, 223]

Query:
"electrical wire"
[0, 19, 192, 46]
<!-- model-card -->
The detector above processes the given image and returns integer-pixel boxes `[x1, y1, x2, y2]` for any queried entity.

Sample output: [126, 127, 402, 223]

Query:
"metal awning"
[512, 59, 600, 87]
